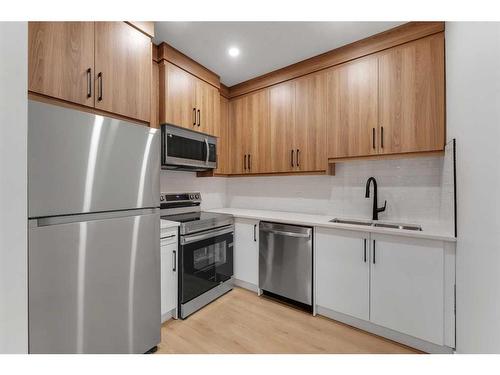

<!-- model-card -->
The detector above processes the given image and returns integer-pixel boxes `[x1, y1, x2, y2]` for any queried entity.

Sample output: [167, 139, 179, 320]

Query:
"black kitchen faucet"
[365, 177, 387, 221]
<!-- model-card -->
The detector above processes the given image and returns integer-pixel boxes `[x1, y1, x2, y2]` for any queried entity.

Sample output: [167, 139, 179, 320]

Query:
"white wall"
[226, 156, 451, 227]
[160, 171, 227, 210]
[0, 22, 28, 353]
[446, 22, 500, 353]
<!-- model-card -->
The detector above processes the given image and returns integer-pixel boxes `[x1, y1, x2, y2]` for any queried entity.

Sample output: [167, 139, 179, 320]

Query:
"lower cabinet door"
[160, 240, 178, 322]
[234, 218, 259, 286]
[370, 234, 444, 345]
[315, 228, 370, 321]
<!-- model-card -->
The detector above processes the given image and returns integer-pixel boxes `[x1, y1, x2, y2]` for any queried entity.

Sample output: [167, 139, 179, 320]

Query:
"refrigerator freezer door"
[28, 211, 160, 354]
[28, 100, 160, 218]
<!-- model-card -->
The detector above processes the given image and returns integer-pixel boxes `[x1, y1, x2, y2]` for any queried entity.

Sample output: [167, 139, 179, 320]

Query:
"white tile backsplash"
[160, 171, 226, 210]
[160, 155, 454, 229]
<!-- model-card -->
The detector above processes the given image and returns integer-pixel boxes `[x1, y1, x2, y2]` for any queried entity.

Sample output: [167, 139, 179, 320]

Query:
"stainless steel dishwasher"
[259, 222, 313, 308]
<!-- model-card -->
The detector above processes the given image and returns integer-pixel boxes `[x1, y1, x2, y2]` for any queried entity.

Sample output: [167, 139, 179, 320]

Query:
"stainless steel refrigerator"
[28, 101, 161, 354]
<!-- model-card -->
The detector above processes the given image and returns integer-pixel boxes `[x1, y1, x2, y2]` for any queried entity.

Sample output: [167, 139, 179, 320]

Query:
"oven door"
[161, 124, 216, 170]
[179, 225, 234, 305]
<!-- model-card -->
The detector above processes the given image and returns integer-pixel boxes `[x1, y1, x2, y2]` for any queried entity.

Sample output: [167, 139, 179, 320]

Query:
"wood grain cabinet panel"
[229, 90, 270, 174]
[28, 22, 95, 107]
[196, 81, 219, 135]
[269, 82, 296, 173]
[151, 60, 159, 128]
[378, 33, 445, 154]
[229, 96, 247, 174]
[94, 22, 152, 122]
[294, 72, 327, 172]
[327, 56, 379, 159]
[215, 95, 229, 174]
[159, 61, 196, 129]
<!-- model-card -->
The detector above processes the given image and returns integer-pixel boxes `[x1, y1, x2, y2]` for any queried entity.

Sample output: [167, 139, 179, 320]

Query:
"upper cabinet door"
[246, 89, 271, 174]
[294, 72, 327, 172]
[378, 33, 445, 154]
[28, 22, 95, 107]
[94, 22, 151, 122]
[270, 82, 296, 173]
[160, 62, 196, 129]
[327, 56, 379, 159]
[195, 80, 219, 136]
[228, 96, 247, 174]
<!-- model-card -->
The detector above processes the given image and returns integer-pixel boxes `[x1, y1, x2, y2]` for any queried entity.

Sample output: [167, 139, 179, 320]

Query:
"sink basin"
[329, 218, 423, 231]
[373, 223, 422, 231]
[329, 218, 373, 226]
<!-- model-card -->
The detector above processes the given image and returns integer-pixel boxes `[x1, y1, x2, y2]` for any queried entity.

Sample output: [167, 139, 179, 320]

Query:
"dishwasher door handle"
[260, 228, 311, 239]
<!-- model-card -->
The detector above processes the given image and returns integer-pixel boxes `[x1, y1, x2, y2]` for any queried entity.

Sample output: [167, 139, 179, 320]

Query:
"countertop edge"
[160, 219, 181, 229]
[207, 208, 457, 243]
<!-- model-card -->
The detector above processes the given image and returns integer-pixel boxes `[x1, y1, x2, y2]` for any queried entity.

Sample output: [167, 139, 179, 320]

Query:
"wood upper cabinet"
[159, 61, 219, 135]
[159, 61, 196, 129]
[214, 95, 229, 174]
[150, 60, 160, 128]
[269, 81, 296, 173]
[378, 33, 445, 154]
[28, 22, 152, 123]
[28, 22, 95, 107]
[229, 96, 247, 174]
[327, 56, 379, 159]
[294, 72, 327, 172]
[94, 22, 151, 122]
[196, 81, 219, 135]
[229, 90, 270, 174]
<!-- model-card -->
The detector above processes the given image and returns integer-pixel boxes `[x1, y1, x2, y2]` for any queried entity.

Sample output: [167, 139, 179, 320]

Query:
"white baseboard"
[233, 278, 259, 293]
[161, 307, 177, 324]
[316, 305, 454, 354]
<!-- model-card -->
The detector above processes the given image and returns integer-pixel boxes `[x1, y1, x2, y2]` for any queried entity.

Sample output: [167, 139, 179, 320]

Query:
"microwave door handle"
[204, 138, 209, 164]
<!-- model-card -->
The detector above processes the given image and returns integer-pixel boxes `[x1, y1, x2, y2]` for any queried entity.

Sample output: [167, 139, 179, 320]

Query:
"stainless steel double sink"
[329, 218, 422, 231]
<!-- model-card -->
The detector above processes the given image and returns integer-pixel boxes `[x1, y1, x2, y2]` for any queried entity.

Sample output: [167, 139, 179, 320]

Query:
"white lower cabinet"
[316, 228, 370, 321]
[370, 234, 445, 345]
[234, 218, 259, 287]
[316, 227, 454, 348]
[160, 228, 178, 322]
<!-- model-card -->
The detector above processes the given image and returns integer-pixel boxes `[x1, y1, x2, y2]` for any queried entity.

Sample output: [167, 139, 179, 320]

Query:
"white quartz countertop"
[207, 208, 456, 242]
[160, 219, 180, 229]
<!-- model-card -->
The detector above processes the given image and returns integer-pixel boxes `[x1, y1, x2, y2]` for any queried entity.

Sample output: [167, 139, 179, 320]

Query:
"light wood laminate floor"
[157, 287, 420, 354]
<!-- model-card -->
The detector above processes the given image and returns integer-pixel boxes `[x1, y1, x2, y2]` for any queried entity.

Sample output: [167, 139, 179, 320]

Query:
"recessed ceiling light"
[228, 47, 240, 57]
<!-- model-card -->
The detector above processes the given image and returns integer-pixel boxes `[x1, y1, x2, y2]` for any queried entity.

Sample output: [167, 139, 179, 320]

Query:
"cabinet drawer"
[160, 228, 178, 245]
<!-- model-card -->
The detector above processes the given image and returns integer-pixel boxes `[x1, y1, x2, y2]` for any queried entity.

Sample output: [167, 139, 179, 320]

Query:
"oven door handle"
[181, 225, 234, 245]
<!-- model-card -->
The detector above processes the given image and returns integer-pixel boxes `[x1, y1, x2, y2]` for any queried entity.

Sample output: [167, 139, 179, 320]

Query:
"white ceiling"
[154, 22, 405, 86]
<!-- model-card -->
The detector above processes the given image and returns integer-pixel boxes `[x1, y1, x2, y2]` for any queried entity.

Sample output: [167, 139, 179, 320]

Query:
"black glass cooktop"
[161, 211, 227, 223]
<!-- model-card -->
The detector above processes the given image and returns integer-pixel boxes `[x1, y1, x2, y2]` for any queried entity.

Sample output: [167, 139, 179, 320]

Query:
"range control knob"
[189, 194, 195, 200]
[195, 193, 200, 200]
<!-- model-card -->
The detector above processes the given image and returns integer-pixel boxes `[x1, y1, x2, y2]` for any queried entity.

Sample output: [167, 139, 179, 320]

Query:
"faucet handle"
[378, 200, 387, 213]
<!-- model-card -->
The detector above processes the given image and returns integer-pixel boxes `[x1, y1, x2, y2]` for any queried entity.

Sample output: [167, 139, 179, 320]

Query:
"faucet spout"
[365, 177, 386, 220]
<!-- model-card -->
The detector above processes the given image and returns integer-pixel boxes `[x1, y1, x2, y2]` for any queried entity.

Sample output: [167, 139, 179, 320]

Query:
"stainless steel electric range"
[160, 192, 234, 319]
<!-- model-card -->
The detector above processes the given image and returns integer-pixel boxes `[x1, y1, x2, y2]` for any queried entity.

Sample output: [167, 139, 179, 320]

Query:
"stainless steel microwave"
[161, 124, 217, 171]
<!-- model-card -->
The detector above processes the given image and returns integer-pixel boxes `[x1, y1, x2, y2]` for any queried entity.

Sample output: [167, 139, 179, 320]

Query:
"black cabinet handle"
[381, 126, 384, 149]
[248, 154, 251, 170]
[193, 108, 196, 126]
[372, 128, 375, 149]
[172, 250, 176, 272]
[97, 72, 103, 101]
[197, 109, 201, 127]
[86, 68, 92, 98]
[291, 149, 294, 167]
[364, 239, 367, 263]
[297, 149, 300, 167]
[244, 154, 247, 171]
[253, 224, 257, 242]
[373, 240, 376, 264]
